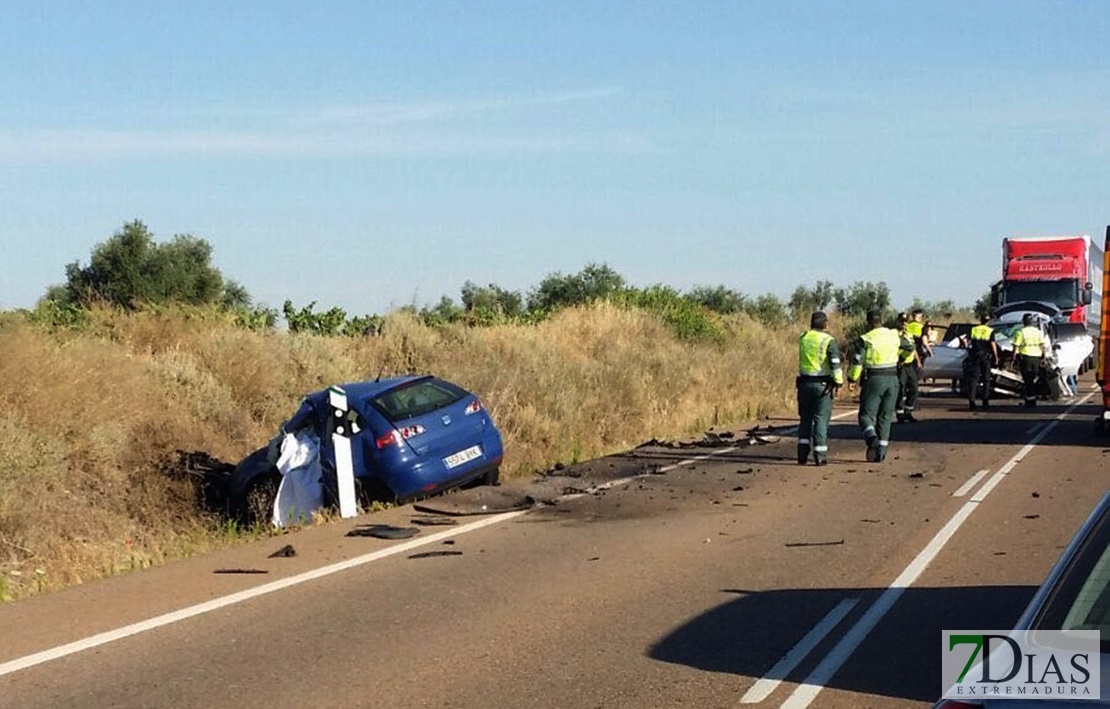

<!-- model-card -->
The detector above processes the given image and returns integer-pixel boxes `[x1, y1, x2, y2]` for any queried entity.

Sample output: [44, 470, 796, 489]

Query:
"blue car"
[229, 375, 504, 521]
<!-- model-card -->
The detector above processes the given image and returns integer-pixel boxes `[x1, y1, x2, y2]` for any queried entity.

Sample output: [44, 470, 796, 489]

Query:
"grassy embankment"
[0, 302, 806, 601]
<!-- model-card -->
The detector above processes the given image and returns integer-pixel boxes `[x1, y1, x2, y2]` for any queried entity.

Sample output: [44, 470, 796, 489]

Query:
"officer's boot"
[796, 441, 811, 465]
[865, 435, 880, 463]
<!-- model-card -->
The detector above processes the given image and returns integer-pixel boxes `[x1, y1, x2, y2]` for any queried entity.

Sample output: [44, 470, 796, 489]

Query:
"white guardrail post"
[328, 386, 359, 519]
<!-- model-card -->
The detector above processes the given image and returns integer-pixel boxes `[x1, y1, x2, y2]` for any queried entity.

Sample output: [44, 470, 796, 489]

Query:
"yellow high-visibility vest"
[798, 330, 844, 384]
[1012, 325, 1045, 357]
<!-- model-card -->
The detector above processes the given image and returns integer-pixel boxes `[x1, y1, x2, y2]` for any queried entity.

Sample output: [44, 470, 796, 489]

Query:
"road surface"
[0, 385, 1107, 708]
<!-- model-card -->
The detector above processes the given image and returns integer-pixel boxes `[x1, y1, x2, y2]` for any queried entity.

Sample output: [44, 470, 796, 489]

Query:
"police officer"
[895, 313, 921, 423]
[797, 311, 844, 466]
[848, 309, 915, 462]
[1010, 313, 1046, 407]
[965, 314, 999, 410]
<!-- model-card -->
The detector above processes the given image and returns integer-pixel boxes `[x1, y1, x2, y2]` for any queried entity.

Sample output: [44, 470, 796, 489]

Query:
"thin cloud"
[0, 88, 635, 160]
[0, 126, 653, 160]
[314, 88, 622, 125]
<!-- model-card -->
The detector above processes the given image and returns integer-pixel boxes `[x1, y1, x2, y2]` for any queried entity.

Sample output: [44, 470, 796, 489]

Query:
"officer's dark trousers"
[1018, 354, 1041, 406]
[858, 371, 899, 461]
[896, 364, 918, 415]
[966, 355, 991, 406]
[797, 378, 833, 463]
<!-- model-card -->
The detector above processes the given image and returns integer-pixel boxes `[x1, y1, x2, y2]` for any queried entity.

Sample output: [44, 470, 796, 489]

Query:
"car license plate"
[443, 445, 482, 469]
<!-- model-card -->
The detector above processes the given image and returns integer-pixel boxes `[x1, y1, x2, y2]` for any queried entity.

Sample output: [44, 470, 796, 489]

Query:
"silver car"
[931, 492, 1110, 707]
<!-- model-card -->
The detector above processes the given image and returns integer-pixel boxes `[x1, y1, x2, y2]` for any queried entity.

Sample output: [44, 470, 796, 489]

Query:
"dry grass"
[0, 303, 801, 601]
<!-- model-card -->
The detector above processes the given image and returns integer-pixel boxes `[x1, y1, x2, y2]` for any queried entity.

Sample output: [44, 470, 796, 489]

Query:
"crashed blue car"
[229, 375, 504, 520]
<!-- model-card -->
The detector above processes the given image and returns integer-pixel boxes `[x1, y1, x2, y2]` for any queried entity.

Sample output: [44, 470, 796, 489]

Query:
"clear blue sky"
[2, 1, 1107, 315]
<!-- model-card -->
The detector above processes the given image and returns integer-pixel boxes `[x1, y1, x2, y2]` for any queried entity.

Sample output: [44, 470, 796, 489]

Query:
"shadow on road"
[648, 584, 1037, 703]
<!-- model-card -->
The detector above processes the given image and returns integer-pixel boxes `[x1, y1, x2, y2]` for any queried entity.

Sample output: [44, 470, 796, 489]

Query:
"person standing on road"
[848, 309, 915, 462]
[796, 311, 844, 466]
[1010, 313, 1047, 408]
[895, 313, 922, 423]
[965, 314, 999, 410]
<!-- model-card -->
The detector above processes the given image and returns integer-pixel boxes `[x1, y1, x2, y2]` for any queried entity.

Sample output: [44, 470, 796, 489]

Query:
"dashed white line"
[739, 597, 859, 704]
[952, 469, 990, 498]
[777, 392, 1094, 709]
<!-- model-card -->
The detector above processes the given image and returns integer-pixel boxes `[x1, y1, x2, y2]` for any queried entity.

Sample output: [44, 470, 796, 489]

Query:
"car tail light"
[932, 701, 982, 708]
[376, 430, 401, 449]
[465, 399, 483, 415]
[376, 425, 425, 449]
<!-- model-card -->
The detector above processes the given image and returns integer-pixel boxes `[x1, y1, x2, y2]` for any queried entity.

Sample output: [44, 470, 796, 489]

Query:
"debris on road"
[411, 516, 459, 527]
[785, 539, 845, 548]
[408, 551, 463, 559]
[908, 472, 925, 479]
[268, 544, 297, 558]
[1024, 514, 1041, 520]
[214, 568, 269, 574]
[347, 525, 420, 540]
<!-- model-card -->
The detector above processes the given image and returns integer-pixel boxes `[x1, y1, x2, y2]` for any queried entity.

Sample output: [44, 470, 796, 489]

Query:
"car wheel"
[241, 470, 280, 526]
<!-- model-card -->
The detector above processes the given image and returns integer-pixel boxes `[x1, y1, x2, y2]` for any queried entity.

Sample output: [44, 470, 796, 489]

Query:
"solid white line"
[739, 597, 859, 704]
[0, 508, 530, 678]
[1025, 422, 1045, 436]
[777, 392, 1093, 709]
[952, 469, 990, 498]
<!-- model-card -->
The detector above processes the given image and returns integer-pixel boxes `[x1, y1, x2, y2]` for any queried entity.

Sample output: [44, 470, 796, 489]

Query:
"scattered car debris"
[785, 539, 845, 548]
[268, 544, 297, 558]
[347, 525, 421, 540]
[214, 568, 269, 574]
[735, 468, 754, 475]
[908, 472, 925, 479]
[860, 519, 881, 524]
[410, 516, 459, 526]
[732, 486, 745, 492]
[408, 551, 463, 559]
[1024, 514, 1041, 520]
[562, 486, 588, 495]
[442, 540, 456, 545]
[1032, 491, 1041, 498]
[587, 556, 600, 561]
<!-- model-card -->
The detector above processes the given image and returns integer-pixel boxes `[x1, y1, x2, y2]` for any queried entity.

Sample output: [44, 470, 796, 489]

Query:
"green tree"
[744, 293, 790, 327]
[788, 279, 836, 318]
[527, 263, 626, 313]
[50, 220, 246, 310]
[685, 285, 747, 314]
[460, 281, 524, 320]
[419, 296, 463, 326]
[833, 281, 891, 317]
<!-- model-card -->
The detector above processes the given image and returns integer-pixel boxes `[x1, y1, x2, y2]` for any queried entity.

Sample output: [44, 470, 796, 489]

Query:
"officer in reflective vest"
[848, 309, 915, 462]
[895, 312, 922, 423]
[965, 314, 999, 410]
[1010, 313, 1046, 407]
[797, 311, 844, 466]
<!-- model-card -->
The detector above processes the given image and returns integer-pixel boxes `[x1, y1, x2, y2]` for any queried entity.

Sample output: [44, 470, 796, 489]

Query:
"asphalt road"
[1, 384, 1108, 709]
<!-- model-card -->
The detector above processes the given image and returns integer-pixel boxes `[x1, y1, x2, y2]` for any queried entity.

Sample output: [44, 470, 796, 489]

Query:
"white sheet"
[272, 431, 324, 528]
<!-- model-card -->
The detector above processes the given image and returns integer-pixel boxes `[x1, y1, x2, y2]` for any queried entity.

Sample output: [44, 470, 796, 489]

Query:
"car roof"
[328, 376, 432, 401]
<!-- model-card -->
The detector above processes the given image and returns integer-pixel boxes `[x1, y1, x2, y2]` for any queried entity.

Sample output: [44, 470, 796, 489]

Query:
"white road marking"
[739, 597, 859, 704]
[776, 409, 856, 437]
[777, 392, 1094, 709]
[0, 509, 530, 678]
[1025, 422, 1045, 436]
[952, 469, 990, 498]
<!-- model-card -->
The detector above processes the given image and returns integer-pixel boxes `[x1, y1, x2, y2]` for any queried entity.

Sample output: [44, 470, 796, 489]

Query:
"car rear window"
[370, 379, 468, 421]
[1033, 506, 1110, 651]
